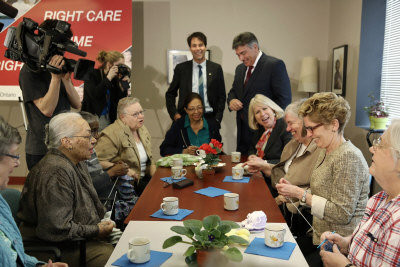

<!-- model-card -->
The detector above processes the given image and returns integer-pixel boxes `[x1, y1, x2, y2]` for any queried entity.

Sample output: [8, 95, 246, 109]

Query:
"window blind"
[380, 0, 400, 122]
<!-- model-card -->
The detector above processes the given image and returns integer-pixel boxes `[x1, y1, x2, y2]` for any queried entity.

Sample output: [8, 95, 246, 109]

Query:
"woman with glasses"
[276, 92, 370, 266]
[18, 112, 114, 267]
[96, 97, 155, 196]
[0, 116, 68, 267]
[160, 92, 222, 156]
[246, 99, 322, 237]
[319, 120, 400, 267]
[79, 111, 128, 200]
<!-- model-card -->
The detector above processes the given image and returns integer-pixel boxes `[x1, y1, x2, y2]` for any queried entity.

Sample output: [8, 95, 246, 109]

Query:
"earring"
[68, 146, 73, 151]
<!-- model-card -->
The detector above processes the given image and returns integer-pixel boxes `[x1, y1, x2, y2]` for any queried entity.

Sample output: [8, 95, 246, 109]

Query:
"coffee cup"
[231, 151, 241, 163]
[196, 149, 206, 158]
[232, 166, 244, 180]
[172, 158, 183, 167]
[264, 224, 286, 248]
[171, 166, 187, 179]
[127, 237, 151, 263]
[160, 196, 179, 215]
[224, 193, 239, 210]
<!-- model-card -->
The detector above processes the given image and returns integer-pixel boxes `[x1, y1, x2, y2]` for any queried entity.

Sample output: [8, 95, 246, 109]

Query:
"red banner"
[0, 0, 132, 100]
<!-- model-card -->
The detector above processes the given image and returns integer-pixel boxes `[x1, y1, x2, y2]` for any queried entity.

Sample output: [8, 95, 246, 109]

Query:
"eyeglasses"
[3, 153, 20, 160]
[186, 106, 203, 112]
[125, 110, 145, 118]
[71, 134, 96, 140]
[304, 123, 324, 133]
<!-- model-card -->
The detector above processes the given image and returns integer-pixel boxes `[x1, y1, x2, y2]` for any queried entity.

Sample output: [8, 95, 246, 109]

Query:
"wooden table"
[125, 155, 285, 223]
[106, 221, 308, 267]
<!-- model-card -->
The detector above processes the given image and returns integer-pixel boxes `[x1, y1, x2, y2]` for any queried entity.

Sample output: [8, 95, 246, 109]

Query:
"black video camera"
[117, 64, 131, 78]
[3, 18, 94, 80]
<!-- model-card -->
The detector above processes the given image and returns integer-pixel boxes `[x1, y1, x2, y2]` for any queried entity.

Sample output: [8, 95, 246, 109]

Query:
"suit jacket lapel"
[206, 60, 212, 89]
[237, 64, 246, 99]
[185, 60, 193, 92]
[243, 53, 266, 98]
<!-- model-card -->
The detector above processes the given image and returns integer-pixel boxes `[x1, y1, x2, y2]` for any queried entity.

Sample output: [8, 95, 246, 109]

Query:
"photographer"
[82, 50, 130, 130]
[19, 19, 81, 170]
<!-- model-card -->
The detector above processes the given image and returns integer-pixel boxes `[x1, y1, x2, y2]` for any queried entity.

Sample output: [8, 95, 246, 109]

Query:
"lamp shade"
[298, 56, 318, 93]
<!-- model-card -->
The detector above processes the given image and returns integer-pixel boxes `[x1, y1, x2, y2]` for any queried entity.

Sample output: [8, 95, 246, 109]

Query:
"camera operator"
[19, 19, 82, 170]
[81, 50, 130, 130]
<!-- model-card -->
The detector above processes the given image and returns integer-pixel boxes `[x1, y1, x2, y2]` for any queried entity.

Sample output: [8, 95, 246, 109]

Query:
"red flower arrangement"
[198, 139, 223, 166]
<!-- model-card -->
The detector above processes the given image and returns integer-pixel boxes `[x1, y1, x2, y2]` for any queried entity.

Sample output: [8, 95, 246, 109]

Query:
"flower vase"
[372, 117, 388, 130]
[195, 249, 226, 267]
[202, 167, 215, 178]
[195, 163, 206, 179]
[369, 116, 375, 129]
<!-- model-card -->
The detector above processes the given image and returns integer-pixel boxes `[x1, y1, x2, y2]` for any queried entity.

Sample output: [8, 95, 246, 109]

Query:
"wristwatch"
[300, 188, 308, 205]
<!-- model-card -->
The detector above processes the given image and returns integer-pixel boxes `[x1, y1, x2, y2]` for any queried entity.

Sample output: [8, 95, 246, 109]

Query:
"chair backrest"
[0, 188, 21, 222]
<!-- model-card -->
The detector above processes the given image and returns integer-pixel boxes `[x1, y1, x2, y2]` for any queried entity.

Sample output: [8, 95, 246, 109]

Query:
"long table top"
[106, 221, 308, 267]
[125, 155, 285, 223]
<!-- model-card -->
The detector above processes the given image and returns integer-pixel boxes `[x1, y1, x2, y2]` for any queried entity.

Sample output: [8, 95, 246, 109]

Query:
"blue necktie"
[198, 65, 204, 101]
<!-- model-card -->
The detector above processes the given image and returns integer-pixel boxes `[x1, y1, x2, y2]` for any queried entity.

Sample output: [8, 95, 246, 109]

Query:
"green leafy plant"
[364, 93, 389, 118]
[162, 215, 248, 262]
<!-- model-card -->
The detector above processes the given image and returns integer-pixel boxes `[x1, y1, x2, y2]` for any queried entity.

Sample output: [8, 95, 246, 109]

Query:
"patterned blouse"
[348, 191, 400, 266]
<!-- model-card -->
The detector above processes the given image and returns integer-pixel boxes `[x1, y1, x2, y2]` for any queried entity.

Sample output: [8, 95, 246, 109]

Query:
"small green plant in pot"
[364, 93, 389, 129]
[162, 215, 248, 264]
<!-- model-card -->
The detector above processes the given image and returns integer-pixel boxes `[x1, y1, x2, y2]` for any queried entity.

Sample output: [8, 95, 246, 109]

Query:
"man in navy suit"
[227, 32, 291, 154]
[166, 32, 226, 127]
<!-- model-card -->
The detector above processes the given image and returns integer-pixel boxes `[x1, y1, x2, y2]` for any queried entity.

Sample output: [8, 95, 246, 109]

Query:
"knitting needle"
[317, 231, 335, 249]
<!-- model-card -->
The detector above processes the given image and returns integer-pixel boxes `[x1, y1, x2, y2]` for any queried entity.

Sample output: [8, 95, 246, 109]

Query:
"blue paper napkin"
[160, 176, 186, 184]
[244, 238, 296, 260]
[223, 176, 250, 183]
[194, 187, 231, 197]
[112, 250, 172, 267]
[150, 209, 194, 220]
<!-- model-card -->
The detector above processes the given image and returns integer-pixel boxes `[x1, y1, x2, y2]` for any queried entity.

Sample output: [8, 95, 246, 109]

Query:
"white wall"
[133, 0, 330, 158]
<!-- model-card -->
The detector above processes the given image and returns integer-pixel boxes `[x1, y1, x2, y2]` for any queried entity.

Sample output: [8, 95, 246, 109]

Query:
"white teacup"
[160, 197, 179, 215]
[172, 158, 183, 167]
[224, 193, 239, 210]
[264, 224, 286, 248]
[171, 166, 187, 179]
[127, 237, 151, 263]
[231, 152, 241, 163]
[196, 149, 207, 158]
[232, 166, 244, 180]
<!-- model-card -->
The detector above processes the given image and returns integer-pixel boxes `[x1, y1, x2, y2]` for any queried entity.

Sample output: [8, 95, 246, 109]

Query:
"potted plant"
[195, 139, 222, 178]
[162, 215, 248, 266]
[364, 93, 389, 130]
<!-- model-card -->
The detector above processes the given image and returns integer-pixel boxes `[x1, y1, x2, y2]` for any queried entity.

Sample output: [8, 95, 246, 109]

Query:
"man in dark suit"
[227, 32, 291, 154]
[166, 32, 226, 127]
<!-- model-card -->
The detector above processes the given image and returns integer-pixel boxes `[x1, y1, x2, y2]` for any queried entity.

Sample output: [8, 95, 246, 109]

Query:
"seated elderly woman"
[0, 117, 67, 267]
[96, 97, 156, 196]
[247, 94, 292, 163]
[160, 92, 221, 156]
[276, 92, 370, 266]
[79, 111, 129, 199]
[246, 99, 322, 237]
[17, 112, 114, 267]
[319, 119, 400, 267]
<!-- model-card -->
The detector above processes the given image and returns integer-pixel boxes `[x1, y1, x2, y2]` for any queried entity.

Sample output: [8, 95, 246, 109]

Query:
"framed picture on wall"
[167, 50, 210, 84]
[331, 45, 348, 96]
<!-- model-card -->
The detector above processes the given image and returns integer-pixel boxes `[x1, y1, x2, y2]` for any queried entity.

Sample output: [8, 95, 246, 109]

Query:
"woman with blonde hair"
[247, 94, 291, 164]
[246, 94, 292, 195]
[82, 50, 130, 130]
[276, 92, 369, 266]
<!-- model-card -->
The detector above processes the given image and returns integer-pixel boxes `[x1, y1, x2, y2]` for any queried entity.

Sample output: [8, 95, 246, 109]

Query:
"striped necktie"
[198, 65, 204, 100]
